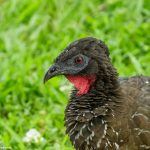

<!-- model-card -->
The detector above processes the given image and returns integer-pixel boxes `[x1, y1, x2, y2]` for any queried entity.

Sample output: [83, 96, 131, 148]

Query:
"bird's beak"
[43, 63, 63, 83]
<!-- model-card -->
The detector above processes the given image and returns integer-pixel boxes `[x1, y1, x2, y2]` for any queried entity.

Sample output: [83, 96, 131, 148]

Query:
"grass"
[0, 0, 149, 149]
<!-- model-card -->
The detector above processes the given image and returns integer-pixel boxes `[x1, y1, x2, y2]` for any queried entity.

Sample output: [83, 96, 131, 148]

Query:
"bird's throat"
[66, 75, 96, 96]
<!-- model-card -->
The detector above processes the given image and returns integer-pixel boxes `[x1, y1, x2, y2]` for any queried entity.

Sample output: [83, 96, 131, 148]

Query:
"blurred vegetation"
[0, 0, 149, 149]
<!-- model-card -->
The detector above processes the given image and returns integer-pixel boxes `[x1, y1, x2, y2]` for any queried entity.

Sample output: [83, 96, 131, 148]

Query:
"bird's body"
[44, 37, 150, 150]
[65, 76, 150, 150]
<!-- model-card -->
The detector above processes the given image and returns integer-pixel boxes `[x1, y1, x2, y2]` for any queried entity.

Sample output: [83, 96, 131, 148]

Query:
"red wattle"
[66, 75, 96, 96]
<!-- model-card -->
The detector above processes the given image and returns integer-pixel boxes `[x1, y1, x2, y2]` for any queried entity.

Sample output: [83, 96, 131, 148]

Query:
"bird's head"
[44, 37, 116, 96]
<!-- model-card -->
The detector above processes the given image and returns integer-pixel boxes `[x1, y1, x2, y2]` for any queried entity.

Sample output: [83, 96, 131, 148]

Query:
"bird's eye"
[74, 56, 84, 64]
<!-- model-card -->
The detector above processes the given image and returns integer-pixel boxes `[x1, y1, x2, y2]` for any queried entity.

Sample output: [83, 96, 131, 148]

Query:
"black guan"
[44, 37, 150, 150]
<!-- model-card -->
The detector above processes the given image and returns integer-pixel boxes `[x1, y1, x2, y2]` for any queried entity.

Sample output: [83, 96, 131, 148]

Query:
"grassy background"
[0, 0, 149, 149]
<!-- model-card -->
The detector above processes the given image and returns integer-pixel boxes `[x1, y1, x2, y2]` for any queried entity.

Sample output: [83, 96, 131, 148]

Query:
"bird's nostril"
[50, 66, 57, 73]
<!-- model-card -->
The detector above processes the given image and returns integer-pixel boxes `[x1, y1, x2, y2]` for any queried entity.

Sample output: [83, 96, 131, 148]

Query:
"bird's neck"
[65, 63, 122, 121]
[66, 74, 96, 96]
[67, 74, 121, 110]
[66, 62, 121, 108]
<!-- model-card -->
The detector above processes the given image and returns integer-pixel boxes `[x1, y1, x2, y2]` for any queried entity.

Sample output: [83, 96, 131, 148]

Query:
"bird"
[44, 37, 150, 150]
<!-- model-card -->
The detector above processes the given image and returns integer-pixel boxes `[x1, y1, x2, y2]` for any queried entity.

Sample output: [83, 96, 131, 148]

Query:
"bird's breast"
[65, 104, 130, 150]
